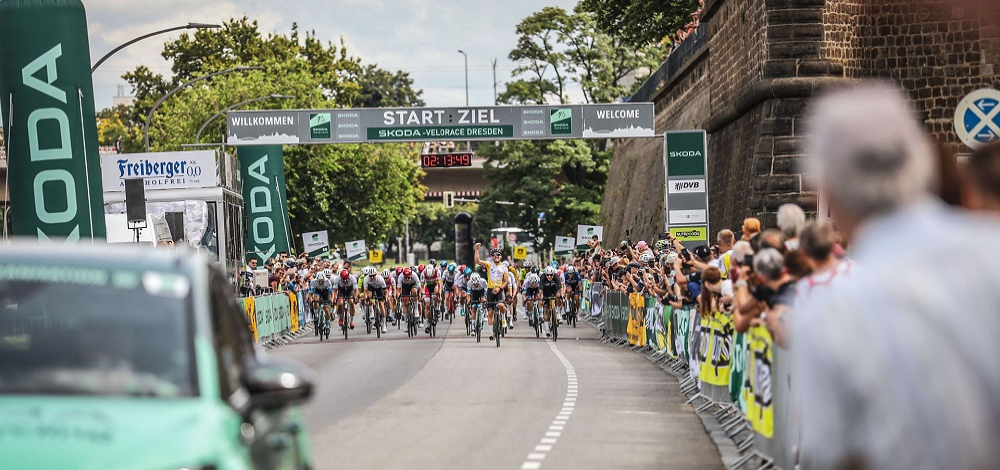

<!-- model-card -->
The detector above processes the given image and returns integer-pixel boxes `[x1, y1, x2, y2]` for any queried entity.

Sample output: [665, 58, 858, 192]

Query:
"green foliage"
[109, 16, 427, 247]
[407, 203, 478, 260]
[355, 65, 425, 108]
[578, 0, 702, 48]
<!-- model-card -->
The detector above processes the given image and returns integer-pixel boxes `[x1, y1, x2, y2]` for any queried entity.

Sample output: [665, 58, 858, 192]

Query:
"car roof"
[0, 240, 210, 275]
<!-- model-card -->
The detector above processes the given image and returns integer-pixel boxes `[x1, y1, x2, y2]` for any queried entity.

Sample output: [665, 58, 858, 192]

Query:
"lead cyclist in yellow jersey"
[474, 243, 510, 341]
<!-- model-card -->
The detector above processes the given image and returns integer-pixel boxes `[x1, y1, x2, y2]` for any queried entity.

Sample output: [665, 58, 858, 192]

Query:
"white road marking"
[520, 342, 577, 470]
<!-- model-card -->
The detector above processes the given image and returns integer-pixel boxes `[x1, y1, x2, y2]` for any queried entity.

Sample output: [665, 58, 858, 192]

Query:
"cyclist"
[465, 273, 488, 336]
[540, 266, 564, 337]
[564, 265, 583, 321]
[310, 271, 335, 326]
[383, 269, 397, 321]
[442, 263, 458, 319]
[503, 261, 518, 328]
[362, 266, 389, 333]
[473, 243, 510, 341]
[422, 259, 443, 331]
[455, 266, 471, 316]
[522, 270, 541, 327]
[396, 267, 422, 326]
[332, 269, 359, 329]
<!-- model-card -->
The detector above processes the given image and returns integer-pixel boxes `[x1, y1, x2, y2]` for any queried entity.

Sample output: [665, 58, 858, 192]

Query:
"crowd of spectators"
[238, 251, 351, 297]
[571, 81, 1000, 470]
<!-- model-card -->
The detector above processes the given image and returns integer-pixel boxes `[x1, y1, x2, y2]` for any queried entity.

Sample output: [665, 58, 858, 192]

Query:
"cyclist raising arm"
[474, 243, 509, 341]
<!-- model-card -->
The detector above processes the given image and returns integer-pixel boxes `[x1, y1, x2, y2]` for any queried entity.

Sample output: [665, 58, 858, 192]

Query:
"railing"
[629, 23, 708, 104]
[237, 290, 305, 345]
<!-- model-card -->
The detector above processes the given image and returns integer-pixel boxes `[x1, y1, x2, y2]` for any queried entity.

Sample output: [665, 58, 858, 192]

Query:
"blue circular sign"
[956, 89, 1000, 149]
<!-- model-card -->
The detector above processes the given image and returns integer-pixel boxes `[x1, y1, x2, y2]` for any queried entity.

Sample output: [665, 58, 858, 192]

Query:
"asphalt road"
[270, 308, 723, 470]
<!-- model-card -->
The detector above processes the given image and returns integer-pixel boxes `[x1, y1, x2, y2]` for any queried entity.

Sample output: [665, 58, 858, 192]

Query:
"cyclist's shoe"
[528, 318, 535, 327]
[489, 335, 495, 340]
[350, 322, 355, 329]
[425, 326, 431, 334]
[546, 331, 552, 337]
[381, 325, 388, 334]
[338, 317, 344, 326]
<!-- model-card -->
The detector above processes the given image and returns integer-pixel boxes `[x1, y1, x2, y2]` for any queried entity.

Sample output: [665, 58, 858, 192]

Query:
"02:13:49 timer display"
[421, 152, 473, 168]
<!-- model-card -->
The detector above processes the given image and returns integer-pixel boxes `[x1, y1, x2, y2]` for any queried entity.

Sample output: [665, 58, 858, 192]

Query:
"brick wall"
[601, 0, 998, 244]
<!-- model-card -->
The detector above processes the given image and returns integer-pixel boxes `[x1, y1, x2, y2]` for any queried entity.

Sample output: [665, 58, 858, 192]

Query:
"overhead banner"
[576, 225, 604, 251]
[101, 150, 216, 192]
[346, 239, 367, 262]
[239, 146, 291, 264]
[227, 103, 655, 145]
[0, 0, 107, 240]
[665, 130, 709, 247]
[302, 230, 329, 258]
[554, 236, 575, 255]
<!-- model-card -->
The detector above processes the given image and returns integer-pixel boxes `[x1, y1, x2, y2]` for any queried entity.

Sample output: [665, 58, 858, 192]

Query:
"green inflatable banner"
[0, 0, 106, 241]
[239, 145, 291, 263]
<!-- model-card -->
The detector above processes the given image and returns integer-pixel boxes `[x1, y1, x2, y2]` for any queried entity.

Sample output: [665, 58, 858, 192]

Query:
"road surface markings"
[521, 342, 576, 470]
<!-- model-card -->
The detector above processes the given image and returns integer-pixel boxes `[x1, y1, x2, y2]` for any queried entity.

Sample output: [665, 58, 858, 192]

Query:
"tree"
[355, 64, 425, 108]
[578, 0, 701, 48]
[95, 105, 129, 146]
[113, 16, 427, 248]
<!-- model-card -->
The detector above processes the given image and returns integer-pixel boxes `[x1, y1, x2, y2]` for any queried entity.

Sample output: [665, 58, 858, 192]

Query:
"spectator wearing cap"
[960, 141, 1000, 216]
[777, 203, 806, 251]
[795, 82, 1000, 470]
[741, 217, 761, 241]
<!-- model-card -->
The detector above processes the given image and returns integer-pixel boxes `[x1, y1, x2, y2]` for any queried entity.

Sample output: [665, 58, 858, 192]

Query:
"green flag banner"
[0, 0, 106, 240]
[238, 145, 291, 263]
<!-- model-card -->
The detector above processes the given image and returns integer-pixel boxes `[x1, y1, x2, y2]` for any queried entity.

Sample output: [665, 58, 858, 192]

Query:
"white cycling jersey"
[523, 273, 541, 288]
[467, 278, 488, 291]
[363, 274, 387, 290]
[332, 275, 358, 290]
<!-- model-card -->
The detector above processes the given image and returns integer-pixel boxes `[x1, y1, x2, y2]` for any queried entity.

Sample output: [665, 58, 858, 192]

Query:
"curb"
[584, 317, 767, 470]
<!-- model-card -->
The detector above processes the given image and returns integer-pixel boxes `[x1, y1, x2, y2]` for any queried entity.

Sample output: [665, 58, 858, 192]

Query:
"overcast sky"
[87, 0, 580, 110]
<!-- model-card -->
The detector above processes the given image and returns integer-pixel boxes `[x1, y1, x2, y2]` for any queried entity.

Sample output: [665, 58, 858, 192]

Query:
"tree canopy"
[578, 0, 702, 48]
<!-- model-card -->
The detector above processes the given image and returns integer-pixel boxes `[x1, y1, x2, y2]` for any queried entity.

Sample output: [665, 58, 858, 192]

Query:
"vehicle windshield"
[0, 266, 196, 398]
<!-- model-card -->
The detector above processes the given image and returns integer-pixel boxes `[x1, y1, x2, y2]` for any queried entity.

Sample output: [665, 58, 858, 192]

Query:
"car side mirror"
[244, 358, 314, 411]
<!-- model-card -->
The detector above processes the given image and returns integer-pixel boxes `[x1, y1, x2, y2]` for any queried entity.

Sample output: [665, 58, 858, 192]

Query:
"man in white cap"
[794, 82, 1000, 470]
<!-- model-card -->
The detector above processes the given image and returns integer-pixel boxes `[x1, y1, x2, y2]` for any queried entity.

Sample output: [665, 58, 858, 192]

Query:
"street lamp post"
[144, 66, 261, 152]
[92, 23, 221, 73]
[194, 94, 293, 144]
[457, 50, 469, 106]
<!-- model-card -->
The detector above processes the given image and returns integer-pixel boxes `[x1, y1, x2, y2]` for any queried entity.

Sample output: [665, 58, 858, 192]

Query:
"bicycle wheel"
[465, 304, 472, 336]
[342, 306, 349, 340]
[365, 305, 373, 335]
[552, 311, 559, 342]
[474, 307, 481, 343]
[534, 306, 541, 338]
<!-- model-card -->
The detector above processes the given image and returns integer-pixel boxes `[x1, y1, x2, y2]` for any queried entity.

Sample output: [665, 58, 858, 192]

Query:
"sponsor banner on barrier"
[303, 230, 330, 258]
[627, 293, 646, 346]
[744, 325, 775, 438]
[730, 332, 748, 411]
[699, 311, 734, 387]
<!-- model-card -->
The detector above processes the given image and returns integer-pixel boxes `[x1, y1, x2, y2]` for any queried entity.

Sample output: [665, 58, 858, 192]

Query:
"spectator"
[777, 203, 806, 250]
[733, 248, 794, 337]
[795, 82, 1000, 470]
[758, 229, 787, 254]
[713, 229, 735, 279]
[959, 141, 1000, 215]
[741, 217, 761, 241]
[587, 235, 603, 255]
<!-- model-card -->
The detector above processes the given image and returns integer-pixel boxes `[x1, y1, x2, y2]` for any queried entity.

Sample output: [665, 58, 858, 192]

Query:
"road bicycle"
[401, 295, 419, 338]
[566, 290, 580, 328]
[542, 296, 560, 342]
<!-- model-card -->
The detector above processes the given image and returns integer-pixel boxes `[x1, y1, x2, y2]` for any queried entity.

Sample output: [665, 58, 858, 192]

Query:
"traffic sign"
[443, 191, 455, 208]
[513, 246, 527, 260]
[507, 232, 517, 242]
[368, 250, 383, 264]
[955, 88, 1000, 149]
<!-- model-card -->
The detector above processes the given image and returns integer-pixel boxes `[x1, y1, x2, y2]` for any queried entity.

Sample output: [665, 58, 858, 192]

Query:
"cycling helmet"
[531, 266, 540, 274]
[550, 261, 558, 268]
[523, 261, 533, 269]
[655, 239, 670, 250]
[463, 267, 472, 276]
[362, 266, 376, 276]
[381, 269, 390, 278]
[428, 259, 437, 267]
[418, 264, 425, 272]
[490, 248, 503, 257]
[340, 270, 350, 280]
[470, 273, 482, 283]
[458, 264, 466, 272]
[447, 263, 456, 272]
[640, 253, 655, 264]
[440, 261, 447, 268]
[316, 272, 327, 280]
[395, 267, 403, 274]
[566, 266, 575, 273]
[403, 268, 412, 277]
[322, 269, 332, 278]
[544, 266, 556, 275]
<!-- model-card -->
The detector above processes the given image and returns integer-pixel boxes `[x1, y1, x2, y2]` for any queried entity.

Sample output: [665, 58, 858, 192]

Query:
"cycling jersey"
[310, 279, 334, 300]
[454, 273, 467, 290]
[467, 278, 488, 292]
[523, 273, 541, 289]
[333, 275, 358, 293]
[422, 267, 441, 284]
[541, 275, 562, 298]
[506, 271, 517, 291]
[363, 274, 387, 290]
[397, 274, 422, 291]
[484, 261, 507, 290]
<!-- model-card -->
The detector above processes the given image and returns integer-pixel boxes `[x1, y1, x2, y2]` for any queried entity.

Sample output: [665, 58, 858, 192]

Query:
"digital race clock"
[420, 152, 474, 168]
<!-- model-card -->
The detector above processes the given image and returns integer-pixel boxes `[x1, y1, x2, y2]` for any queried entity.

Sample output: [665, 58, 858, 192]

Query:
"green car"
[0, 244, 314, 470]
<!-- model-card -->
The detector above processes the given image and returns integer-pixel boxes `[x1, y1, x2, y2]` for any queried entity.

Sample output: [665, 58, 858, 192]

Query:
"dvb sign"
[239, 146, 291, 263]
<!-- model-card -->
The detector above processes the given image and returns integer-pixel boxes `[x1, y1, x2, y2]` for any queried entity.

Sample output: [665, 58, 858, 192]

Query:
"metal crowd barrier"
[237, 291, 303, 344]
[592, 288, 795, 469]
